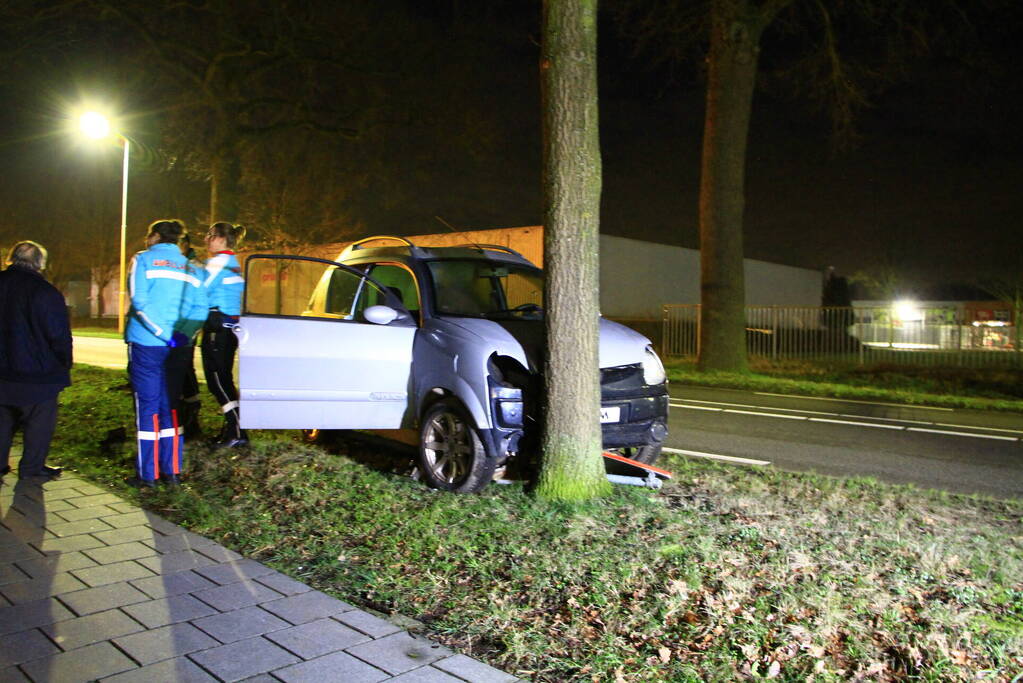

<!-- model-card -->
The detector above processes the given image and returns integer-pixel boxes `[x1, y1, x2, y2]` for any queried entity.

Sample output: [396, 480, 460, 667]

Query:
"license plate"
[600, 406, 621, 424]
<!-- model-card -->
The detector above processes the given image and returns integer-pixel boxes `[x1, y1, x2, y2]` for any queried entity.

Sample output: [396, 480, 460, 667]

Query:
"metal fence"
[663, 305, 1022, 368]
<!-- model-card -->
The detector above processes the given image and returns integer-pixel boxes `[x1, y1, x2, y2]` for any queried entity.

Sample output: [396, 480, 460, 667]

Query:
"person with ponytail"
[125, 219, 206, 487]
[202, 222, 247, 447]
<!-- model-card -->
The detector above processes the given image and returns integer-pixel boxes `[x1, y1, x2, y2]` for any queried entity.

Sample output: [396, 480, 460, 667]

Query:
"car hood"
[440, 316, 653, 372]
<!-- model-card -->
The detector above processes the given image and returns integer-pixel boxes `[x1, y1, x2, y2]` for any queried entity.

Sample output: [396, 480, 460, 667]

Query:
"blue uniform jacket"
[125, 243, 207, 346]
[203, 251, 245, 316]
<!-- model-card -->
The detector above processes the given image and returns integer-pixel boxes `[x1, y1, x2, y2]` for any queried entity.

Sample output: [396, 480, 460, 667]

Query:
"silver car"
[236, 236, 669, 492]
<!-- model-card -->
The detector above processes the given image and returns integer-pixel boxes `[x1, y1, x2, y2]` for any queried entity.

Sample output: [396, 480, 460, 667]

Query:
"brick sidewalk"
[0, 455, 518, 682]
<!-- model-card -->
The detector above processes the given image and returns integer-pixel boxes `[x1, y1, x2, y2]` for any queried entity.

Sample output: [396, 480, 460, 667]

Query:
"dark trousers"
[202, 314, 242, 439]
[0, 398, 59, 475]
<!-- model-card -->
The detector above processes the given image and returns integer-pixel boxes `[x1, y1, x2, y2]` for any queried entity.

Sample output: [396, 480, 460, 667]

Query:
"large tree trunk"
[536, 0, 610, 501]
[697, 0, 762, 373]
[209, 139, 241, 223]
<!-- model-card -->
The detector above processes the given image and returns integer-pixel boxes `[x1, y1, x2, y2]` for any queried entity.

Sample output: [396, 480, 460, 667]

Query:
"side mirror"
[364, 305, 399, 325]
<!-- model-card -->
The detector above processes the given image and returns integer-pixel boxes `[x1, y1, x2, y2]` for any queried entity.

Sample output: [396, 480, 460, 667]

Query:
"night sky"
[0, 1, 1020, 298]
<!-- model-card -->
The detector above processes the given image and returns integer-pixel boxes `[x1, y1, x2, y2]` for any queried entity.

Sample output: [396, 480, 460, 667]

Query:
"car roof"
[337, 236, 539, 269]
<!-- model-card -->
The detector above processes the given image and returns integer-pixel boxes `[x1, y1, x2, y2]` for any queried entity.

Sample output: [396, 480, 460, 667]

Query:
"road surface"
[667, 386, 1023, 499]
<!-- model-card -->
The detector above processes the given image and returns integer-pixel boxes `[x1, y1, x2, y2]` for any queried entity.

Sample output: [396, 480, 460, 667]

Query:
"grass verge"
[48, 365, 1023, 681]
[665, 359, 1023, 413]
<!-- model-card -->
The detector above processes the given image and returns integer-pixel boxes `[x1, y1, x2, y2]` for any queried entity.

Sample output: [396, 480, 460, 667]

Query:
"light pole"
[79, 112, 129, 334]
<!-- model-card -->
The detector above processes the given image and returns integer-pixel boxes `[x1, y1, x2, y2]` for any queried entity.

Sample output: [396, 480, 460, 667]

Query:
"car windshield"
[427, 259, 544, 319]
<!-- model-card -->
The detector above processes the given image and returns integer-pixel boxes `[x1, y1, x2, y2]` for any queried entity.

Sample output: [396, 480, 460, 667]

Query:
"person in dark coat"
[0, 241, 72, 480]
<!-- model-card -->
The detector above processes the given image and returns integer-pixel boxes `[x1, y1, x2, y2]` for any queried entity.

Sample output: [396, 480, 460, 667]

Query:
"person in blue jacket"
[202, 222, 247, 447]
[125, 219, 206, 487]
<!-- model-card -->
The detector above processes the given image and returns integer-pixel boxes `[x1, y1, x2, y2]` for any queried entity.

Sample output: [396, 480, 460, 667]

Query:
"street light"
[79, 111, 129, 334]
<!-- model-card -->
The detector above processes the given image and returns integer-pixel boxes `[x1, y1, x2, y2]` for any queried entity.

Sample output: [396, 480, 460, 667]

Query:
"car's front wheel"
[418, 399, 496, 493]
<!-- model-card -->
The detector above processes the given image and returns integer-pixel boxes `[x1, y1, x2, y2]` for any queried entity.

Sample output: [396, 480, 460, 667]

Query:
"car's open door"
[236, 255, 416, 430]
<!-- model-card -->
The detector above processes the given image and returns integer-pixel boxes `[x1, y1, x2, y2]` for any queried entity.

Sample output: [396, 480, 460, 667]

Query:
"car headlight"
[641, 346, 666, 385]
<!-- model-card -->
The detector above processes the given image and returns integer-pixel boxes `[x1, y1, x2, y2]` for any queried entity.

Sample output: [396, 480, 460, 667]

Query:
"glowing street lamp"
[79, 111, 129, 334]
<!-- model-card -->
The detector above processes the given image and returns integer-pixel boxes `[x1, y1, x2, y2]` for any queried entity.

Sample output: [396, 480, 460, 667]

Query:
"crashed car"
[236, 235, 669, 492]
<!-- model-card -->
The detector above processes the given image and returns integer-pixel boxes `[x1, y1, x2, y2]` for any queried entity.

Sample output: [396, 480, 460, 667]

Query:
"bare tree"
[614, 0, 993, 372]
[536, 0, 612, 501]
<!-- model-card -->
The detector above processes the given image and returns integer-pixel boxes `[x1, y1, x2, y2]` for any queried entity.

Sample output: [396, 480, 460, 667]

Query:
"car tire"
[616, 443, 662, 466]
[418, 399, 496, 493]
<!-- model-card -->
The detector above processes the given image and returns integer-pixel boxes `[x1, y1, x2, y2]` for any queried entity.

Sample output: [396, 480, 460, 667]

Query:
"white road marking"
[669, 400, 1023, 442]
[663, 447, 770, 466]
[808, 417, 903, 430]
[753, 392, 954, 411]
[907, 427, 1018, 441]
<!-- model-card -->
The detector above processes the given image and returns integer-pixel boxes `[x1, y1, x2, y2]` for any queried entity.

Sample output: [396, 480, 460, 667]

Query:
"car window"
[245, 256, 386, 321]
[355, 264, 420, 322]
[325, 265, 368, 318]
[427, 259, 544, 318]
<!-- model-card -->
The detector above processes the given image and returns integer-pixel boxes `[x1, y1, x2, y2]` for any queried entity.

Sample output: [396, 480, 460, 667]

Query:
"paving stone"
[0, 665, 31, 681]
[100, 656, 219, 683]
[19, 640, 137, 681]
[137, 549, 218, 574]
[72, 559, 156, 587]
[432, 654, 519, 683]
[45, 518, 116, 538]
[0, 542, 44, 564]
[346, 632, 451, 676]
[191, 605, 291, 644]
[93, 524, 159, 546]
[69, 483, 108, 496]
[58, 581, 151, 616]
[107, 502, 139, 514]
[113, 622, 220, 666]
[103, 511, 156, 529]
[54, 504, 123, 522]
[0, 593, 9, 607]
[22, 486, 85, 502]
[34, 478, 81, 491]
[389, 667, 465, 683]
[15, 497, 76, 513]
[195, 559, 276, 586]
[240, 676, 279, 683]
[196, 544, 244, 563]
[0, 628, 61, 667]
[143, 532, 218, 554]
[193, 579, 283, 612]
[261, 590, 355, 626]
[123, 593, 219, 629]
[14, 550, 99, 579]
[67, 493, 125, 509]
[0, 513, 51, 540]
[41, 607, 145, 651]
[253, 571, 312, 597]
[265, 618, 370, 659]
[130, 569, 218, 600]
[334, 610, 403, 639]
[0, 597, 77, 636]
[0, 561, 31, 586]
[83, 541, 160, 565]
[272, 650, 389, 683]
[0, 571, 88, 603]
[32, 533, 106, 555]
[188, 636, 300, 682]
[145, 516, 189, 535]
